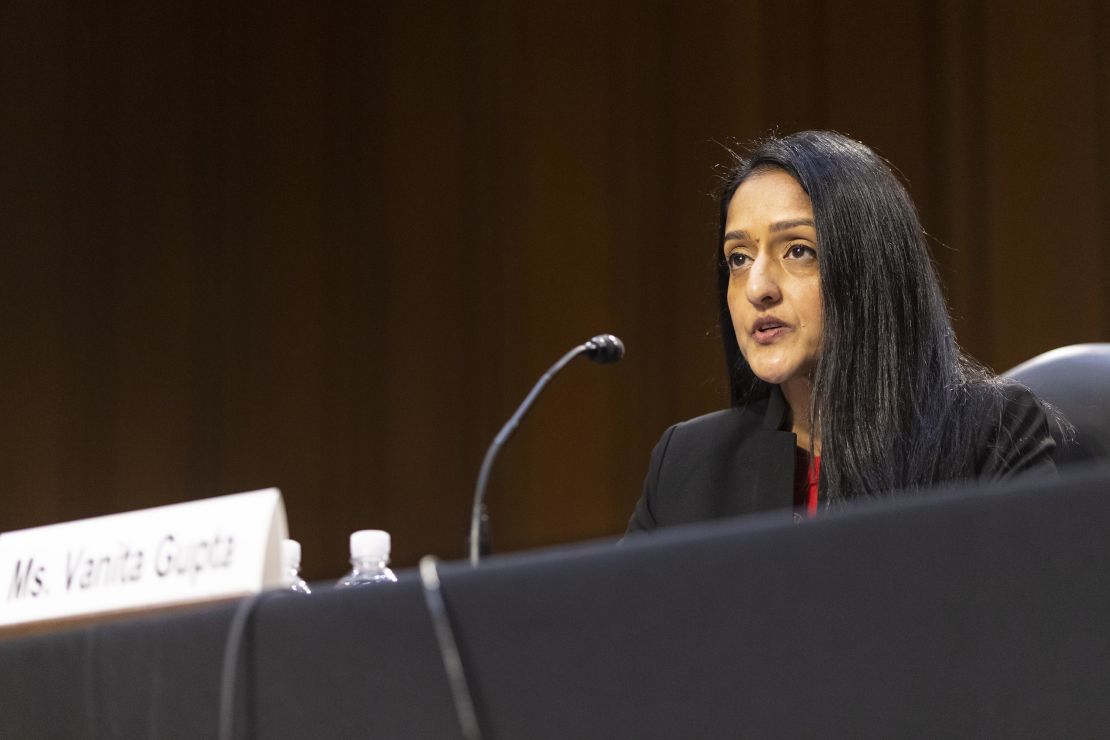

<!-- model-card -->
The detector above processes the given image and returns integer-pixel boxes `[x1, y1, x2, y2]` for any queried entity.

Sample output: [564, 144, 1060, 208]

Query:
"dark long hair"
[717, 130, 1001, 501]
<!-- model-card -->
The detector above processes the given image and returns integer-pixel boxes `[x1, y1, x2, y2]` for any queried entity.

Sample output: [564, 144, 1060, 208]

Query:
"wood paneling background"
[2, 1, 1107, 579]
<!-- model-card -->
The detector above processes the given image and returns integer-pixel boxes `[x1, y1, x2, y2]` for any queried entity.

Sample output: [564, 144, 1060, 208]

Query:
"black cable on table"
[419, 556, 483, 740]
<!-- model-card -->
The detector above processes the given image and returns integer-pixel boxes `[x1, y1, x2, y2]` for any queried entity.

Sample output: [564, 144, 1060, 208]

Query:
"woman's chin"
[749, 363, 802, 387]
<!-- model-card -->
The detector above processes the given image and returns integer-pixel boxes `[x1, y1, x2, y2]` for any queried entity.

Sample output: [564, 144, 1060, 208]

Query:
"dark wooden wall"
[2, 1, 1108, 579]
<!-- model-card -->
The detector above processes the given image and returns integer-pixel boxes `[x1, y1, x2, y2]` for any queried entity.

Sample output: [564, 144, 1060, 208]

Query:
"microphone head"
[584, 334, 625, 364]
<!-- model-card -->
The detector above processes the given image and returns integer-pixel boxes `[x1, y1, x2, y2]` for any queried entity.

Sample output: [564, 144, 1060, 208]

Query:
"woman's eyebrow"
[724, 219, 815, 243]
[770, 218, 815, 232]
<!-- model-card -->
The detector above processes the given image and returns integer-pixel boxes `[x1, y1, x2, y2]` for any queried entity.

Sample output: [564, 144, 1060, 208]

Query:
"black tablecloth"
[4, 465, 1110, 738]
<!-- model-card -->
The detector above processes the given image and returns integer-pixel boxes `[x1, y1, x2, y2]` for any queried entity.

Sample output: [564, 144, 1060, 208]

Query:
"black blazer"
[626, 384, 1056, 533]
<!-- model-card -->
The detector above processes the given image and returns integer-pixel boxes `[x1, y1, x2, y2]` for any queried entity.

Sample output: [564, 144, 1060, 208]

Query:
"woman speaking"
[628, 131, 1055, 531]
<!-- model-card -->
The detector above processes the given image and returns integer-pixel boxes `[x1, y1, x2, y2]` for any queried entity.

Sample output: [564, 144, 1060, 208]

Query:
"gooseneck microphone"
[468, 334, 625, 566]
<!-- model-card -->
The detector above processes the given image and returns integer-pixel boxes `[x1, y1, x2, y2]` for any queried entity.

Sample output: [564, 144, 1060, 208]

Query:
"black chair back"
[1004, 343, 1110, 465]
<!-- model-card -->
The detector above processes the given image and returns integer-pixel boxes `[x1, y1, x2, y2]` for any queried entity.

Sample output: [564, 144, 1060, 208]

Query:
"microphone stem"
[469, 344, 588, 566]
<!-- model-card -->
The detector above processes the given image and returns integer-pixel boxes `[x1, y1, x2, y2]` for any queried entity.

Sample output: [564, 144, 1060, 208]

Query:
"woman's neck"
[782, 377, 820, 455]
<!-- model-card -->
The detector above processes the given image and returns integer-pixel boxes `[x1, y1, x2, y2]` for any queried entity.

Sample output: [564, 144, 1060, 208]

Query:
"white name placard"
[0, 488, 288, 632]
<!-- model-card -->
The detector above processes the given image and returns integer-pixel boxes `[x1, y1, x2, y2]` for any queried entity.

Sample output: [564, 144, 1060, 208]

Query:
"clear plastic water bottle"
[281, 539, 312, 594]
[336, 529, 398, 588]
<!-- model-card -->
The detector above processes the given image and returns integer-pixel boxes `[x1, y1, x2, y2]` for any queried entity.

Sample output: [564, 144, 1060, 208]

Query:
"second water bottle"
[336, 529, 398, 587]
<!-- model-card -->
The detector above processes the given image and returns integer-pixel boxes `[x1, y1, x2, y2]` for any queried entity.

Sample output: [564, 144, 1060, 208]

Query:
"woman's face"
[723, 168, 823, 391]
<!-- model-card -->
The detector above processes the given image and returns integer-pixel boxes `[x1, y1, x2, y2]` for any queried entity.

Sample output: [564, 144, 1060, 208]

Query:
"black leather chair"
[1003, 343, 1110, 465]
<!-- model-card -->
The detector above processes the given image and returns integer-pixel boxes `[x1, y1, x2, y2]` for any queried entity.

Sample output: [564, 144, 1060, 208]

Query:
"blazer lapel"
[748, 386, 796, 514]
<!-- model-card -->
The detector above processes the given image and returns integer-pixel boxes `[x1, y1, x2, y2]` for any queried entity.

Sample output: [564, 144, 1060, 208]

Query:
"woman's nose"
[745, 256, 782, 307]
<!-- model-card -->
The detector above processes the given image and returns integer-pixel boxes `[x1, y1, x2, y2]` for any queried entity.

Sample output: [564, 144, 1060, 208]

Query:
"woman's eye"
[787, 244, 816, 260]
[726, 252, 749, 270]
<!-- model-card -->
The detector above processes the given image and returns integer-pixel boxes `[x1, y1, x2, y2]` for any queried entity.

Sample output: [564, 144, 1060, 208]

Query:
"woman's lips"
[752, 317, 791, 345]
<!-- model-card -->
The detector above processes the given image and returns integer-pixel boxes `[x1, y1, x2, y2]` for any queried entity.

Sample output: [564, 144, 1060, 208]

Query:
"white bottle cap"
[282, 539, 302, 569]
[350, 529, 391, 561]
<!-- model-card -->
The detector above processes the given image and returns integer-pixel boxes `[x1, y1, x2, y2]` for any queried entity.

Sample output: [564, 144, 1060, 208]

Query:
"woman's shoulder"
[964, 378, 1050, 431]
[645, 396, 781, 481]
[628, 394, 787, 533]
[967, 378, 1057, 479]
[667, 396, 772, 442]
